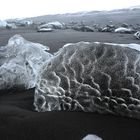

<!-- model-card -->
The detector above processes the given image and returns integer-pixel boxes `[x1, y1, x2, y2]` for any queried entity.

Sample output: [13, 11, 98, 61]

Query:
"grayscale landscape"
[0, 5, 140, 140]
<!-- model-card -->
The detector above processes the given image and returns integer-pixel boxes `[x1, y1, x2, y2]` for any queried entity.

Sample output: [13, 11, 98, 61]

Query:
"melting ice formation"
[34, 41, 140, 119]
[0, 35, 52, 90]
[1, 34, 140, 119]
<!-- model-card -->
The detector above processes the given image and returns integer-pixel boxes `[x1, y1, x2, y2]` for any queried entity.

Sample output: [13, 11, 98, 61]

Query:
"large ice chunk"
[34, 41, 140, 119]
[0, 35, 53, 90]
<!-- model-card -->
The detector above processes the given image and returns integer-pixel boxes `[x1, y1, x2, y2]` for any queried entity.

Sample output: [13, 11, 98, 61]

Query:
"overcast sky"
[0, 0, 140, 20]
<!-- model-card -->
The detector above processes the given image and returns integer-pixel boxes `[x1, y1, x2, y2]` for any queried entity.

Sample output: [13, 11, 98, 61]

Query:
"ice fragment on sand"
[82, 134, 102, 140]
[0, 34, 52, 90]
[34, 41, 140, 119]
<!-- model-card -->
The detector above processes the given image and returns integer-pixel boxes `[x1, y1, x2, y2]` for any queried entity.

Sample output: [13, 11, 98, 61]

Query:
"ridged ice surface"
[34, 41, 140, 119]
[0, 35, 52, 90]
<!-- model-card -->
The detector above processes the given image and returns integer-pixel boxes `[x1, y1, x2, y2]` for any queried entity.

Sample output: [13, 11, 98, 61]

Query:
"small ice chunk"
[114, 27, 134, 33]
[82, 134, 103, 140]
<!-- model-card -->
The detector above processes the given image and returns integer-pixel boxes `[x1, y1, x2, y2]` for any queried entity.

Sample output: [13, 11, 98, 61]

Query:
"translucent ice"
[0, 35, 53, 90]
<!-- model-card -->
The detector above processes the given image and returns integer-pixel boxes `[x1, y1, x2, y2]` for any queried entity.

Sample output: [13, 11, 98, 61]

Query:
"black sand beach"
[0, 28, 140, 140]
